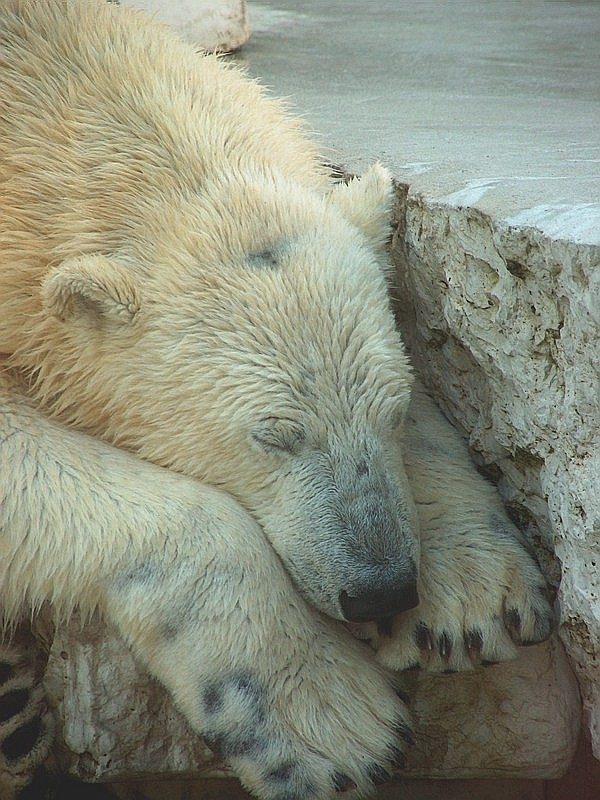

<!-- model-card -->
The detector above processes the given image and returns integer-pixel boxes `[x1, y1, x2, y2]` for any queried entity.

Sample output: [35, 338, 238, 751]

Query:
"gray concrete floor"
[237, 0, 600, 244]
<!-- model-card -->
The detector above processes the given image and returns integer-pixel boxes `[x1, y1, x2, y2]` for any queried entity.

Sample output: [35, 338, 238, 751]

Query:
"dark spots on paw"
[202, 672, 265, 721]
[201, 673, 269, 762]
[464, 629, 483, 658]
[230, 671, 266, 724]
[203, 684, 224, 715]
[356, 460, 369, 477]
[368, 765, 391, 786]
[414, 622, 434, 651]
[272, 793, 313, 800]
[0, 688, 29, 722]
[438, 631, 452, 661]
[376, 616, 394, 637]
[267, 761, 300, 784]
[159, 620, 180, 641]
[203, 731, 226, 759]
[333, 772, 357, 792]
[230, 671, 263, 700]
[1, 716, 42, 760]
[205, 725, 268, 760]
[266, 763, 315, 800]
[0, 662, 14, 685]
[246, 249, 279, 270]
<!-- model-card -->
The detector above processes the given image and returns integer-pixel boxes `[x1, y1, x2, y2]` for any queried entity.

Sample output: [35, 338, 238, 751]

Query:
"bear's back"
[0, 0, 326, 352]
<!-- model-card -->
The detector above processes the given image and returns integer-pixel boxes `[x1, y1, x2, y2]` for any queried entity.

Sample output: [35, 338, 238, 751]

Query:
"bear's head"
[36, 164, 420, 623]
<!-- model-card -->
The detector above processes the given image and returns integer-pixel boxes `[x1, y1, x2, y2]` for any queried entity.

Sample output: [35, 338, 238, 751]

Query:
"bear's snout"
[339, 572, 419, 623]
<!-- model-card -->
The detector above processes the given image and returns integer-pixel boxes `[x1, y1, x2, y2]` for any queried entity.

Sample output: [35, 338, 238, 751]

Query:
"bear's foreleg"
[1, 378, 411, 798]
[371, 381, 554, 672]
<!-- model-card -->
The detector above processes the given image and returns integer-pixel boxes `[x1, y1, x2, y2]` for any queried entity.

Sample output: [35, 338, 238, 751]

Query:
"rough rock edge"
[390, 181, 599, 760]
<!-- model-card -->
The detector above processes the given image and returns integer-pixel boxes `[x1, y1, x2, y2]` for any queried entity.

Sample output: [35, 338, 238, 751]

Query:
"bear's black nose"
[339, 581, 419, 623]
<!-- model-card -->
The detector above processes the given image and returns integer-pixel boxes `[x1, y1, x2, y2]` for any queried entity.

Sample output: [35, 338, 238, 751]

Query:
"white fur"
[0, 2, 552, 798]
[0, 373, 409, 798]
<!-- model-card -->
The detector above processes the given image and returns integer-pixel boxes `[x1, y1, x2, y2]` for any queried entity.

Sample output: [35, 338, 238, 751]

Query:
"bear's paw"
[365, 511, 554, 673]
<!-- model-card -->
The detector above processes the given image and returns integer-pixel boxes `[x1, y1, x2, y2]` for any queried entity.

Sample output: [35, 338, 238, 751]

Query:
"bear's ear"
[327, 162, 394, 253]
[41, 255, 141, 326]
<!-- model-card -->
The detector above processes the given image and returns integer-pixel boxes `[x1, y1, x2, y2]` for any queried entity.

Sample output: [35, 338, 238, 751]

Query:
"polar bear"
[0, 1, 553, 798]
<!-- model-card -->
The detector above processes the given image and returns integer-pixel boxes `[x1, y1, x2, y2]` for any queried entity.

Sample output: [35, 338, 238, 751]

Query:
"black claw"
[404, 662, 421, 672]
[394, 721, 415, 746]
[0, 662, 14, 685]
[481, 659, 499, 667]
[442, 668, 458, 674]
[376, 617, 394, 638]
[504, 608, 522, 642]
[389, 747, 407, 769]
[332, 772, 357, 792]
[394, 686, 410, 704]
[414, 622, 434, 652]
[368, 766, 391, 786]
[464, 629, 483, 658]
[438, 631, 452, 661]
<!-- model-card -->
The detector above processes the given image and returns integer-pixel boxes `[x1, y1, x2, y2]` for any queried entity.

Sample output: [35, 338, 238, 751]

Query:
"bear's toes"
[408, 623, 473, 672]
[464, 628, 484, 660]
[506, 589, 555, 647]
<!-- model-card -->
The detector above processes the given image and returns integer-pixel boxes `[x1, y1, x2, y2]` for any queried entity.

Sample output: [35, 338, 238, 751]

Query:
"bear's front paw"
[369, 514, 555, 673]
[200, 634, 412, 799]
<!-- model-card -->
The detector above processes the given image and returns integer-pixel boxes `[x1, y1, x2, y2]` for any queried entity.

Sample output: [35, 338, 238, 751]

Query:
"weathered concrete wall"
[391, 185, 600, 758]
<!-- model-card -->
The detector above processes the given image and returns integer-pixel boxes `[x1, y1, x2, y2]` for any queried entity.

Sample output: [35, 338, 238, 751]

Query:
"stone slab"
[391, 186, 599, 759]
[238, 0, 600, 244]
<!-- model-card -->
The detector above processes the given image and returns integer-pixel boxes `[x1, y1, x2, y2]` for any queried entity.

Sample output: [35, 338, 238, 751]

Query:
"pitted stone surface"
[406, 639, 580, 779]
[392, 190, 599, 758]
